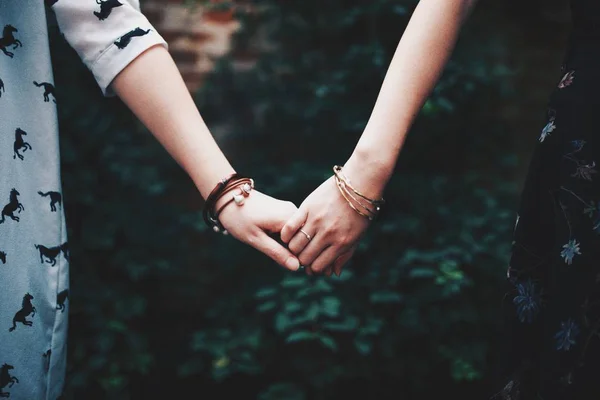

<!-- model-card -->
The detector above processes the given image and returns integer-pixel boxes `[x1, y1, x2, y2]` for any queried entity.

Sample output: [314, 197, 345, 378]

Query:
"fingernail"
[286, 257, 300, 271]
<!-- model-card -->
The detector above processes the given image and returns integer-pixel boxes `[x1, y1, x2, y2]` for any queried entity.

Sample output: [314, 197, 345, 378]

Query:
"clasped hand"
[218, 161, 382, 277]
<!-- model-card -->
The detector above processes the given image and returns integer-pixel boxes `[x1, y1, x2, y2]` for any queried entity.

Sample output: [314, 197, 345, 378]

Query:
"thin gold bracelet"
[335, 178, 375, 220]
[333, 165, 385, 208]
[334, 175, 377, 217]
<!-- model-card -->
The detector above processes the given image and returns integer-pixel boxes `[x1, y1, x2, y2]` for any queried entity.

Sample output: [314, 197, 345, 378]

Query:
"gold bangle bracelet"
[334, 175, 377, 217]
[333, 165, 385, 208]
[335, 178, 375, 220]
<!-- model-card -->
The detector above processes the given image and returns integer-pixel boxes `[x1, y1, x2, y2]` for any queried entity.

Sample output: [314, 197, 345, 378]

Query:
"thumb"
[252, 231, 301, 272]
[259, 200, 298, 234]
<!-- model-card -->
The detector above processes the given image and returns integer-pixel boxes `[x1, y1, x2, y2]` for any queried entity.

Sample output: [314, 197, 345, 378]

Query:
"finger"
[333, 247, 356, 276]
[251, 232, 300, 271]
[298, 232, 329, 270]
[321, 264, 334, 277]
[287, 226, 314, 255]
[310, 245, 339, 274]
[305, 265, 314, 276]
[280, 207, 308, 244]
[260, 200, 298, 234]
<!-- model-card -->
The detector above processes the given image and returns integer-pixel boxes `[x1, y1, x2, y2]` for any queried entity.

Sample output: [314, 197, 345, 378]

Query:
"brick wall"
[142, 1, 242, 92]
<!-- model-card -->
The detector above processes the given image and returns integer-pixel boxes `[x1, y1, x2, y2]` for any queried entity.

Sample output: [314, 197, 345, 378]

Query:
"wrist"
[194, 167, 237, 200]
[202, 174, 253, 234]
[342, 150, 395, 199]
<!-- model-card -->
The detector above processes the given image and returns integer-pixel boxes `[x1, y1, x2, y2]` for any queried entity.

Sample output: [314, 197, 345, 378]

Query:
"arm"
[113, 46, 301, 272]
[281, 0, 478, 275]
[50, 1, 301, 271]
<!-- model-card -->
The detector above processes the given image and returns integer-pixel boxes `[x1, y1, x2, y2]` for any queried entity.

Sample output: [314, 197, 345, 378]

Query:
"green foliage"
[47, 0, 518, 398]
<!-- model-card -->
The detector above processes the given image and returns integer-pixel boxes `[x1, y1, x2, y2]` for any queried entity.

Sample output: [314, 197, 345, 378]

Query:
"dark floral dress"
[496, 1, 600, 399]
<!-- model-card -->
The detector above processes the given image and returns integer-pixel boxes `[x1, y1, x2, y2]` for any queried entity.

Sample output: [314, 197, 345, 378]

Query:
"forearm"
[346, 0, 477, 194]
[111, 45, 234, 198]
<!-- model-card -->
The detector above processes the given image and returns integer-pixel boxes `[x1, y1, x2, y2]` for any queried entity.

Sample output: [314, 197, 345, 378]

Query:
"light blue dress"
[0, 1, 166, 398]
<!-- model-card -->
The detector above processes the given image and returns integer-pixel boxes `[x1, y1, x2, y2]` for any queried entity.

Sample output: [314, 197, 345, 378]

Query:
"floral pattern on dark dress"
[497, 63, 600, 399]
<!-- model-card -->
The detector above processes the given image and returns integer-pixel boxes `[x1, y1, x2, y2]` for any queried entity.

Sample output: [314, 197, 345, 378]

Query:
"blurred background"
[48, 0, 572, 398]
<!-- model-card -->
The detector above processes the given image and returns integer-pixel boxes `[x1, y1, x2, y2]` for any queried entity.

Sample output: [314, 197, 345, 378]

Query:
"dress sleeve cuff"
[90, 29, 168, 97]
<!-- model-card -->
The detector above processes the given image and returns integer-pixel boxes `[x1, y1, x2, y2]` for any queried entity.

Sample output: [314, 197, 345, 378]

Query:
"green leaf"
[313, 279, 334, 292]
[286, 330, 316, 343]
[323, 316, 359, 332]
[258, 382, 306, 400]
[284, 301, 303, 313]
[305, 302, 321, 320]
[321, 296, 341, 317]
[369, 291, 403, 304]
[281, 276, 307, 288]
[255, 287, 278, 298]
[318, 334, 338, 351]
[107, 320, 127, 333]
[275, 313, 292, 333]
[354, 337, 372, 355]
[408, 267, 436, 279]
[257, 301, 277, 313]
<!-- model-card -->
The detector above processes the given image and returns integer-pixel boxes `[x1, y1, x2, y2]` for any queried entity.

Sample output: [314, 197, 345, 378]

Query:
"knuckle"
[288, 243, 301, 255]
[338, 235, 352, 247]
[312, 213, 325, 224]
[246, 235, 257, 246]
[323, 225, 337, 236]
[266, 245, 280, 259]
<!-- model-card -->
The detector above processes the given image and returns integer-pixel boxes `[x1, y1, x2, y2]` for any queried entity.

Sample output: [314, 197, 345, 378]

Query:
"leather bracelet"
[202, 173, 240, 229]
[213, 179, 254, 218]
[204, 176, 254, 234]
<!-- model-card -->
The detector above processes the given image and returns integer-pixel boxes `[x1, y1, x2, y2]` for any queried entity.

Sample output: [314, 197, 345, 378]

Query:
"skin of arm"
[112, 45, 301, 272]
[280, 0, 479, 275]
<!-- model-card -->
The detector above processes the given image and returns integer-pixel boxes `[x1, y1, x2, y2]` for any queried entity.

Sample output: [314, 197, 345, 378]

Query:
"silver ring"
[299, 229, 311, 241]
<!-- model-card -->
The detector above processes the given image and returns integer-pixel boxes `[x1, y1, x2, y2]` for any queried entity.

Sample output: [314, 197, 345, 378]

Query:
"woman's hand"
[217, 190, 302, 272]
[280, 160, 386, 276]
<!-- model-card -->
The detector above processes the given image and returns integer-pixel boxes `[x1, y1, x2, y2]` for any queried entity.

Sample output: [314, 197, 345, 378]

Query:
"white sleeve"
[49, 0, 168, 96]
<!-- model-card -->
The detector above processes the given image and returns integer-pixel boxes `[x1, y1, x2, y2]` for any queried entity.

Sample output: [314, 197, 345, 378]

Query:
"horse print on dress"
[0, 78, 4, 97]
[0, 364, 18, 398]
[34, 242, 69, 266]
[0, 25, 21, 58]
[94, 0, 123, 21]
[0, 251, 6, 264]
[33, 81, 56, 103]
[56, 289, 68, 313]
[45, 0, 59, 6]
[0, 189, 23, 225]
[13, 128, 31, 160]
[114, 28, 151, 49]
[38, 191, 62, 212]
[9, 293, 36, 332]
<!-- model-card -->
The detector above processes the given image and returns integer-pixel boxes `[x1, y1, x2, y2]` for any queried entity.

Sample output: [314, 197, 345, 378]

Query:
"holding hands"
[203, 158, 387, 277]
[203, 174, 302, 272]
[280, 159, 387, 277]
